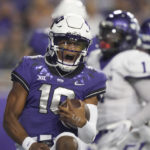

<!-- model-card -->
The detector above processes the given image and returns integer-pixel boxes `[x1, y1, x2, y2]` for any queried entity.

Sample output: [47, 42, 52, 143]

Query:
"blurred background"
[0, 0, 150, 149]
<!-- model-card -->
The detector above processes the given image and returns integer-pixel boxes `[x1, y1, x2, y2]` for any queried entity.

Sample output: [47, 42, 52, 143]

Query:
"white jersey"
[96, 50, 150, 129]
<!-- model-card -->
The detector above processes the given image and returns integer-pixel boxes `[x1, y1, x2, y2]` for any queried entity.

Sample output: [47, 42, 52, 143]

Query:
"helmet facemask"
[49, 33, 89, 72]
[99, 24, 126, 58]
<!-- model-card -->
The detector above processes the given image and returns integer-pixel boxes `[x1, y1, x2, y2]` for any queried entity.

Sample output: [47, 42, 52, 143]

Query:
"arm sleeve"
[128, 79, 150, 128]
[119, 51, 150, 78]
[78, 104, 97, 143]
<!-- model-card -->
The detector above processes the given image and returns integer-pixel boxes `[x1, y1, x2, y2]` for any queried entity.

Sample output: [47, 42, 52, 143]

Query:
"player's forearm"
[3, 113, 28, 145]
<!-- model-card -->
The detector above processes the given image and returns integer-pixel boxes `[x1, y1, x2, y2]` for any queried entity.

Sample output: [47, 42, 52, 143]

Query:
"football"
[60, 99, 90, 128]
[61, 99, 81, 108]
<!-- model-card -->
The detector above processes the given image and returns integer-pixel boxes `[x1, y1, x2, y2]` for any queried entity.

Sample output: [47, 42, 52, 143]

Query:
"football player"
[87, 10, 150, 150]
[3, 14, 107, 150]
[86, 10, 139, 70]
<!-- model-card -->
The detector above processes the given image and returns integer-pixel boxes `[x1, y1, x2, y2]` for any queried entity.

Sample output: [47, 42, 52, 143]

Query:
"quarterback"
[3, 14, 107, 150]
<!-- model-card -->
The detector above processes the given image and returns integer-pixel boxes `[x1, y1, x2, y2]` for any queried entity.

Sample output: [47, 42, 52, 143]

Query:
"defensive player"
[86, 10, 139, 70]
[87, 10, 150, 150]
[3, 14, 107, 150]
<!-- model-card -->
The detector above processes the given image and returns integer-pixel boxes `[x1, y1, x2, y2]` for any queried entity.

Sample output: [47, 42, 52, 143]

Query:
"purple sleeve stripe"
[85, 88, 106, 99]
[11, 72, 29, 92]
[125, 76, 150, 80]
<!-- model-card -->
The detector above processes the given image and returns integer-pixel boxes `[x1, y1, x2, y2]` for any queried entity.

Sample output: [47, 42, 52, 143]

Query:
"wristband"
[22, 137, 36, 150]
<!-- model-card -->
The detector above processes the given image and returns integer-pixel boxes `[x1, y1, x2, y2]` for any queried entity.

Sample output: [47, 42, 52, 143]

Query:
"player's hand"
[29, 142, 50, 150]
[58, 99, 87, 128]
[105, 120, 132, 145]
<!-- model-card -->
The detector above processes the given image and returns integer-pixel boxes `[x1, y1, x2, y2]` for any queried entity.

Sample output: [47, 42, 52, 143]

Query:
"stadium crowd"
[0, 0, 150, 69]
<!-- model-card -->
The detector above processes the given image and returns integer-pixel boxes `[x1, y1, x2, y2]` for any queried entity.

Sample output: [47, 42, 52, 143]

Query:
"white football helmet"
[45, 14, 92, 72]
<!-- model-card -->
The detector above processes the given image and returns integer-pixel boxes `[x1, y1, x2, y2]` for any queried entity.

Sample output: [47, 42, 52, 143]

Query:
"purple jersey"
[11, 55, 106, 142]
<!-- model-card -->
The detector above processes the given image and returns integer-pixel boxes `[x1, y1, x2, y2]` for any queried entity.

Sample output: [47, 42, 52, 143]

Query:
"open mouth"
[65, 54, 75, 61]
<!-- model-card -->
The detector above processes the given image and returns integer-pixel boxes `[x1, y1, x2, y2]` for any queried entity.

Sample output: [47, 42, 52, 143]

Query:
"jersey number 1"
[141, 61, 146, 73]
